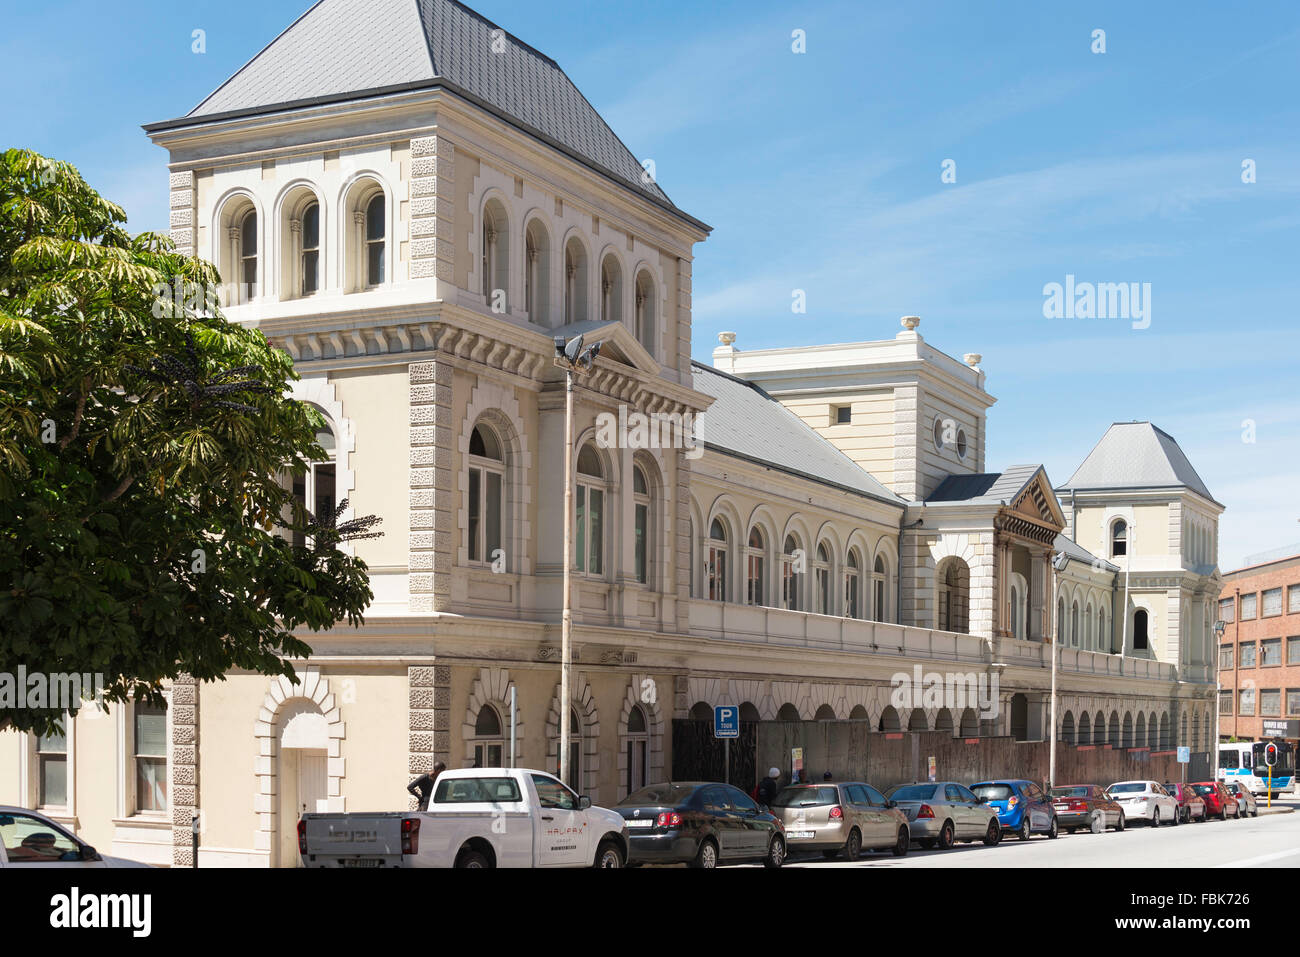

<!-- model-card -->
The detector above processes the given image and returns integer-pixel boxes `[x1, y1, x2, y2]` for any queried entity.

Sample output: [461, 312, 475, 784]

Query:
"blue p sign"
[714, 705, 739, 738]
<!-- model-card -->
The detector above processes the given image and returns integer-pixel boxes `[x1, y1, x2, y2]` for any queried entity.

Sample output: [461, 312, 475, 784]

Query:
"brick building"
[1217, 550, 1300, 745]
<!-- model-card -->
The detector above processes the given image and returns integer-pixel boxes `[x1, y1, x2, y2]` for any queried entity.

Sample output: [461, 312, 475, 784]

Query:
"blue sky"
[3, 0, 1297, 568]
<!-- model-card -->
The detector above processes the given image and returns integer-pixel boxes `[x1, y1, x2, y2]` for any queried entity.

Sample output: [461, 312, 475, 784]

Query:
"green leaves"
[0, 149, 375, 736]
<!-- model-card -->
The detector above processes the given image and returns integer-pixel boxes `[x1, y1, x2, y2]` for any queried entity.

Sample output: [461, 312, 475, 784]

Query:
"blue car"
[971, 779, 1058, 840]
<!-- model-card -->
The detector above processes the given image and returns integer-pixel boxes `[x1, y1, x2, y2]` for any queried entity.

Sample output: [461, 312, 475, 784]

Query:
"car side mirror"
[80, 845, 100, 862]
[579, 796, 592, 810]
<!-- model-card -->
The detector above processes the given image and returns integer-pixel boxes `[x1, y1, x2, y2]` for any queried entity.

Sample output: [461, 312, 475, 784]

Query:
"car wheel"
[1151, 807, 1160, 827]
[1172, 806, 1181, 826]
[764, 835, 785, 869]
[895, 826, 911, 856]
[1234, 805, 1241, 819]
[1018, 816, 1032, 841]
[1048, 816, 1059, 839]
[937, 820, 956, 850]
[1220, 807, 1228, 821]
[1115, 811, 1125, 832]
[593, 840, 624, 869]
[983, 819, 1001, 846]
[690, 838, 718, 869]
[455, 850, 490, 869]
[843, 828, 862, 862]
[918, 838, 935, 850]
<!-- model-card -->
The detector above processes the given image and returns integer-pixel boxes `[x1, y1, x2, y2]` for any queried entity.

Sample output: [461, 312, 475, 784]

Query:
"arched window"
[1009, 585, 1019, 638]
[300, 201, 321, 296]
[600, 255, 622, 326]
[814, 542, 831, 614]
[524, 219, 550, 324]
[745, 526, 765, 606]
[1083, 604, 1093, 651]
[844, 549, 860, 619]
[1134, 609, 1149, 650]
[291, 408, 337, 549]
[1111, 519, 1127, 558]
[239, 208, 258, 300]
[937, 559, 970, 634]
[707, 518, 728, 602]
[633, 464, 650, 585]
[1099, 607, 1108, 652]
[873, 555, 887, 622]
[364, 193, 385, 287]
[564, 238, 588, 324]
[481, 200, 509, 310]
[468, 424, 504, 566]
[634, 270, 656, 356]
[782, 535, 802, 611]
[624, 705, 649, 796]
[1057, 597, 1066, 643]
[473, 705, 504, 768]
[1071, 601, 1080, 648]
[575, 443, 605, 576]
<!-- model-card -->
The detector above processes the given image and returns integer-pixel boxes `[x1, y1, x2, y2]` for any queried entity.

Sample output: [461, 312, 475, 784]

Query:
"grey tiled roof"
[1053, 533, 1117, 572]
[171, 0, 677, 209]
[926, 465, 1044, 505]
[1058, 422, 1217, 503]
[692, 363, 904, 507]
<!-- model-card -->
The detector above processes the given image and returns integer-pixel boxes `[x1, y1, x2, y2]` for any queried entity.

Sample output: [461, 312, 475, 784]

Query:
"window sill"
[112, 814, 169, 828]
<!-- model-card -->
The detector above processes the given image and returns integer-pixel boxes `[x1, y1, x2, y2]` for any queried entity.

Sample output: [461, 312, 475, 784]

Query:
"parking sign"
[714, 705, 739, 738]
[1177, 746, 1190, 763]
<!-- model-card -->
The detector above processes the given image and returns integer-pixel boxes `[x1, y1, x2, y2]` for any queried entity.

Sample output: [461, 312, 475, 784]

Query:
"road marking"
[1213, 848, 1300, 868]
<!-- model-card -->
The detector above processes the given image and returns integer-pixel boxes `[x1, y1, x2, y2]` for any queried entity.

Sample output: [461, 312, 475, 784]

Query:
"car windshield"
[1190, 784, 1214, 795]
[432, 777, 522, 803]
[618, 784, 697, 807]
[1050, 787, 1089, 798]
[972, 784, 1014, 801]
[1109, 782, 1146, 794]
[887, 784, 937, 802]
[771, 786, 838, 807]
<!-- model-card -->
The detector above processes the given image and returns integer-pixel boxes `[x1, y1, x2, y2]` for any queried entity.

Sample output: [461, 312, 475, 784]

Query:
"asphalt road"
[772, 797, 1300, 868]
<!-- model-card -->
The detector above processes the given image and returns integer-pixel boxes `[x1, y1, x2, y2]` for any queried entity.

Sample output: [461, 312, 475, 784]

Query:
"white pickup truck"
[298, 767, 628, 868]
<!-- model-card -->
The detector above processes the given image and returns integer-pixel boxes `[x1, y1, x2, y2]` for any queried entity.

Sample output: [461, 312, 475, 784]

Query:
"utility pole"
[1049, 550, 1068, 789]
[554, 334, 601, 788]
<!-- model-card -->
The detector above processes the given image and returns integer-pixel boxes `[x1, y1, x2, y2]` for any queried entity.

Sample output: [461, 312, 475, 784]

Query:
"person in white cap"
[756, 766, 781, 807]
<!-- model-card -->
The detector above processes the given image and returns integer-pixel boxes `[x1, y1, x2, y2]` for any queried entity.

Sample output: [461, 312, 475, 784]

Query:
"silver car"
[1224, 781, 1259, 817]
[885, 782, 1001, 850]
[770, 782, 910, 860]
[0, 807, 150, 867]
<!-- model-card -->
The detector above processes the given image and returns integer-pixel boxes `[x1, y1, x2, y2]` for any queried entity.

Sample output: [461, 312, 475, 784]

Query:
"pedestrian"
[406, 761, 446, 811]
[823, 770, 833, 782]
[756, 766, 781, 807]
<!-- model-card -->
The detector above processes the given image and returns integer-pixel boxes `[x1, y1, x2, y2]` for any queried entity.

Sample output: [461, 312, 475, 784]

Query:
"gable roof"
[1058, 422, 1217, 504]
[692, 362, 904, 508]
[926, 464, 1066, 528]
[146, 0, 703, 227]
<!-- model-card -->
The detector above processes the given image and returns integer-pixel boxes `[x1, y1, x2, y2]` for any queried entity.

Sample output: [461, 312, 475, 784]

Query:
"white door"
[299, 751, 328, 815]
[530, 774, 588, 867]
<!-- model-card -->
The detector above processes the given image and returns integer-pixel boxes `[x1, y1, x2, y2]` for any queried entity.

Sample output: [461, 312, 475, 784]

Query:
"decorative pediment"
[1008, 467, 1066, 530]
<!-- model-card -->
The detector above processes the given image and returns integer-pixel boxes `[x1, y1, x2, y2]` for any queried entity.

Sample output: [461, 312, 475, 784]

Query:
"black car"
[615, 782, 786, 868]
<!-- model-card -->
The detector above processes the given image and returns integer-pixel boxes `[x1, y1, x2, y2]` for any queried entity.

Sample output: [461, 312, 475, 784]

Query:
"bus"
[1217, 741, 1294, 797]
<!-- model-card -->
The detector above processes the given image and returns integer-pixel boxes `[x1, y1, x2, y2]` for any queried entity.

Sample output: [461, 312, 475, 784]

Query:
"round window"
[957, 429, 968, 458]
[933, 416, 946, 450]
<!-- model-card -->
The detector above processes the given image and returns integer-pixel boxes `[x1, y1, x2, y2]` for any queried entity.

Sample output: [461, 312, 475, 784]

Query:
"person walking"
[407, 761, 446, 811]
[756, 766, 781, 807]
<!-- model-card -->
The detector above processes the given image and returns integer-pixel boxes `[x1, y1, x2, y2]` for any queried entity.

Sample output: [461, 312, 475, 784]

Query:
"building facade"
[1217, 553, 1300, 744]
[1, 0, 1221, 866]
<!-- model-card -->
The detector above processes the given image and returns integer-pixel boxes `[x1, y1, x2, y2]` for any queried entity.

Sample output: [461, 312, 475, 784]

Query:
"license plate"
[340, 858, 385, 868]
[625, 819, 654, 828]
[788, 830, 815, 839]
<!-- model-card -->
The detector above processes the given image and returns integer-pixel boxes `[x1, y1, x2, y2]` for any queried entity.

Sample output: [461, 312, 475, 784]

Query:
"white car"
[0, 807, 151, 867]
[1105, 781, 1180, 827]
[300, 767, 629, 868]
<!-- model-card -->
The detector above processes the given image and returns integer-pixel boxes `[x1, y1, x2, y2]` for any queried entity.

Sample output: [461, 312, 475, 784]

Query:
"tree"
[0, 149, 379, 735]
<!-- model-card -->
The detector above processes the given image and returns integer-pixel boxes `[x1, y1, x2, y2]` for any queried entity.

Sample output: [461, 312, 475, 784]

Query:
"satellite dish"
[563, 334, 584, 364]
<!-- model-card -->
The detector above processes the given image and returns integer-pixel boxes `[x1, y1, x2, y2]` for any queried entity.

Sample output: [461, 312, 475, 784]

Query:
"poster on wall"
[791, 747, 804, 783]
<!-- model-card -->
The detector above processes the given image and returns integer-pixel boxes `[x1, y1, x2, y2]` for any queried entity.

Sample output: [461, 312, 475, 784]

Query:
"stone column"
[1029, 548, 1047, 641]
[168, 170, 196, 258]
[409, 359, 454, 612]
[170, 674, 198, 867]
[409, 135, 455, 291]
[407, 665, 451, 809]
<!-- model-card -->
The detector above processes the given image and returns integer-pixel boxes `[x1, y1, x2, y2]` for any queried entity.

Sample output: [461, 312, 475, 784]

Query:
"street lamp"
[554, 334, 601, 789]
[1213, 618, 1226, 763]
[1049, 549, 1069, 790]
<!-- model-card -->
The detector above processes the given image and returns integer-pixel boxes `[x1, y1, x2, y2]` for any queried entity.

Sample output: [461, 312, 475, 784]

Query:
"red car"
[1163, 782, 1207, 823]
[1189, 781, 1240, 820]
